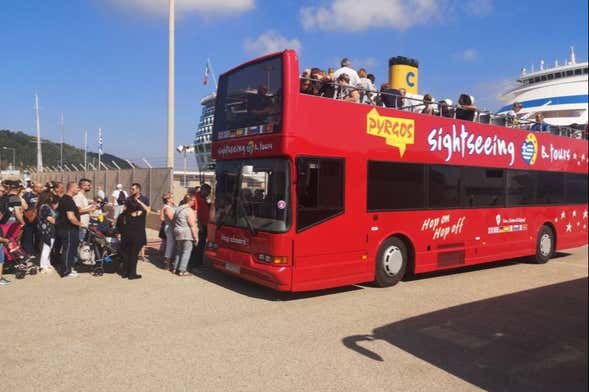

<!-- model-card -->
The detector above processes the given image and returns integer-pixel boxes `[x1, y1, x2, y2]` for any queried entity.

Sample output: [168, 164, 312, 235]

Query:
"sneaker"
[0, 277, 11, 286]
[65, 271, 78, 278]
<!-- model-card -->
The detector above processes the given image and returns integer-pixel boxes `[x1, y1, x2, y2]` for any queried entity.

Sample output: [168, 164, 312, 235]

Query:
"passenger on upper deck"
[379, 83, 402, 109]
[398, 88, 407, 109]
[333, 58, 360, 87]
[357, 68, 376, 104]
[421, 94, 435, 115]
[310, 68, 335, 98]
[438, 99, 453, 118]
[300, 77, 314, 95]
[530, 113, 551, 132]
[335, 74, 360, 103]
[506, 102, 523, 127]
[455, 94, 477, 121]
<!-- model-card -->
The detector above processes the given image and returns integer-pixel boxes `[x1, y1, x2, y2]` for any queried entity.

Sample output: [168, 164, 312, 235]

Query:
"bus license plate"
[225, 263, 240, 274]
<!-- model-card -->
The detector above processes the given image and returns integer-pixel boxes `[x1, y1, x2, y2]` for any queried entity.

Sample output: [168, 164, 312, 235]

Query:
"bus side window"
[296, 157, 345, 231]
[537, 172, 565, 204]
[565, 173, 588, 204]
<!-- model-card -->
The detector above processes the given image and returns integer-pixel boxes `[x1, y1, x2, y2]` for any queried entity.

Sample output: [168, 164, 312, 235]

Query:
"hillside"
[0, 129, 131, 171]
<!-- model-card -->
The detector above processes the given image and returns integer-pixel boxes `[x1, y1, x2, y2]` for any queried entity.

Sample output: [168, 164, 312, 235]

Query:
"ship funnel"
[388, 56, 419, 94]
[570, 46, 576, 64]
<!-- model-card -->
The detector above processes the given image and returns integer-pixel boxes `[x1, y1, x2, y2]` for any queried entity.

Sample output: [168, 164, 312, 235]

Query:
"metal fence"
[31, 167, 173, 211]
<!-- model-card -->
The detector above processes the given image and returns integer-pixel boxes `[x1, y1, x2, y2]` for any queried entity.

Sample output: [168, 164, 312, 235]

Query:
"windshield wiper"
[236, 196, 257, 236]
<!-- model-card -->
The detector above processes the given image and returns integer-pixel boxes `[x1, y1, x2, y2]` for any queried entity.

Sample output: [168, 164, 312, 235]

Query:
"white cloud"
[244, 31, 302, 56]
[465, 0, 493, 16]
[106, 0, 254, 17]
[470, 78, 517, 111]
[300, 0, 443, 32]
[461, 49, 479, 61]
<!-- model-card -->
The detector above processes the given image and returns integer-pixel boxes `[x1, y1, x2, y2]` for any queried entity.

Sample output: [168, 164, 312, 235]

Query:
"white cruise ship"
[498, 48, 588, 127]
[194, 92, 216, 170]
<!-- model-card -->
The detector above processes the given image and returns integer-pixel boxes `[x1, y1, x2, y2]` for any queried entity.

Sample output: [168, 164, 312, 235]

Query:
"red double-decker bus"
[205, 50, 588, 292]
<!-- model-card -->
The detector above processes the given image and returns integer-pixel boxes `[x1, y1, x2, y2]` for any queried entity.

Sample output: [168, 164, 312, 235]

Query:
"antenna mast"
[60, 112, 64, 170]
[34, 94, 43, 172]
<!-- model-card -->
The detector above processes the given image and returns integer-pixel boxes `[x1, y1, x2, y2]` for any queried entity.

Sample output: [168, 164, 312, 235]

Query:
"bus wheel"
[375, 237, 407, 287]
[534, 225, 554, 264]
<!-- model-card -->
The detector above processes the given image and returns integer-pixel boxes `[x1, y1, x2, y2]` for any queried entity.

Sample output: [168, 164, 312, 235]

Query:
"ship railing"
[299, 77, 589, 140]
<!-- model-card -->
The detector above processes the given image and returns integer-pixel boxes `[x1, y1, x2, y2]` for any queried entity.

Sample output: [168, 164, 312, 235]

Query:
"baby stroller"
[1, 222, 37, 279]
[78, 219, 121, 276]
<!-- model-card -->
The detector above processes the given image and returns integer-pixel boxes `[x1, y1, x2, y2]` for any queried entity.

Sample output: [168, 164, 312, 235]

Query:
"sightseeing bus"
[205, 50, 588, 292]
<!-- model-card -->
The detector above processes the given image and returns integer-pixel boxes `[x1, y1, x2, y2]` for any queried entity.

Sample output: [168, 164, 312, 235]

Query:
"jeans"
[164, 224, 175, 259]
[56, 228, 79, 277]
[79, 227, 88, 242]
[174, 240, 193, 272]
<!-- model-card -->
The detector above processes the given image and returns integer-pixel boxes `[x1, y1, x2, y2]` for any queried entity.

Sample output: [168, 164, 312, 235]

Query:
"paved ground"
[1, 246, 587, 392]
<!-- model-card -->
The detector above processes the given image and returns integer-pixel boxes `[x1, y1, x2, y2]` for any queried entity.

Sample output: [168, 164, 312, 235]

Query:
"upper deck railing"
[300, 77, 588, 140]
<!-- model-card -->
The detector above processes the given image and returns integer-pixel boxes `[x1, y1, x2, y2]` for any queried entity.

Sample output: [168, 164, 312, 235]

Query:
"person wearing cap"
[506, 102, 523, 127]
[333, 58, 360, 88]
[112, 184, 127, 220]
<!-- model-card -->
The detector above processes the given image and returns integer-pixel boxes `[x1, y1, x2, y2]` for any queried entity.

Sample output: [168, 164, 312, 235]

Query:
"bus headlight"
[257, 254, 288, 265]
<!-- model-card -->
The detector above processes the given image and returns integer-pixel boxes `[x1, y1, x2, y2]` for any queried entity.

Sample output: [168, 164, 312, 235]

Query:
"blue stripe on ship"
[498, 94, 588, 113]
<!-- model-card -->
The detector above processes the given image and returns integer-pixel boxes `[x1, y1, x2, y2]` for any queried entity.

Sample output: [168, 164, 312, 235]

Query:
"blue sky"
[1, 0, 587, 167]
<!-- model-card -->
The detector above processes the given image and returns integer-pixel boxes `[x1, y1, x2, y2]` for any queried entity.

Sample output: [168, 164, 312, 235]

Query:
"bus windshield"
[215, 158, 290, 233]
[213, 55, 283, 140]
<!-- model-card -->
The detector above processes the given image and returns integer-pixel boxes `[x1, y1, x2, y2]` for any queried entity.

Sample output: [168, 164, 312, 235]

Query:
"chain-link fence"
[31, 168, 173, 211]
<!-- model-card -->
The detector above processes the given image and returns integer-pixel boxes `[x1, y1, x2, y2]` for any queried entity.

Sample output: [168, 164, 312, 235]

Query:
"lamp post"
[167, 0, 175, 169]
[2, 147, 16, 170]
[177, 144, 194, 187]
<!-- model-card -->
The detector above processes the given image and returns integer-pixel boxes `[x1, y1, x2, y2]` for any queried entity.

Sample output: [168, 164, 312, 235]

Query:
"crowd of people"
[0, 178, 212, 286]
[301, 57, 557, 132]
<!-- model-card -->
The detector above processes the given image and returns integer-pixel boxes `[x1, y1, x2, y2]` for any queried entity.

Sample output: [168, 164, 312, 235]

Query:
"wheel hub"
[383, 245, 403, 276]
[540, 233, 552, 256]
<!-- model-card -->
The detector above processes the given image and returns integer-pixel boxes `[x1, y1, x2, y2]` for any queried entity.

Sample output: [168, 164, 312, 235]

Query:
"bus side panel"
[371, 205, 587, 275]
[291, 157, 372, 292]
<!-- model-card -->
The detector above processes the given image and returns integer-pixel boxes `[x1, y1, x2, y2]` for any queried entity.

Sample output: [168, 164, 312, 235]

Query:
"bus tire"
[374, 237, 407, 287]
[534, 225, 554, 264]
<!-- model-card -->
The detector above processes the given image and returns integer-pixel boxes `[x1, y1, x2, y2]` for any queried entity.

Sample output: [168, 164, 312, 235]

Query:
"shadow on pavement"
[144, 247, 362, 301]
[404, 252, 571, 284]
[343, 278, 588, 391]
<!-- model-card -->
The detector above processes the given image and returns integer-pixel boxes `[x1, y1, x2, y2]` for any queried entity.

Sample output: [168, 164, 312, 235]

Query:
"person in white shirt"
[73, 178, 97, 242]
[357, 68, 376, 104]
[333, 58, 360, 88]
[112, 184, 127, 220]
[506, 102, 523, 127]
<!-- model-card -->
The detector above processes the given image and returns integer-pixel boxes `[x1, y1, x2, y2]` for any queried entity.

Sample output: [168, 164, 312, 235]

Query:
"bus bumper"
[206, 249, 292, 291]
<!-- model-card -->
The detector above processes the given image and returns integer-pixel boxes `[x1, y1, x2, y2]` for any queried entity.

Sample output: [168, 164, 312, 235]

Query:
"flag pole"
[98, 128, 103, 171]
[207, 58, 218, 90]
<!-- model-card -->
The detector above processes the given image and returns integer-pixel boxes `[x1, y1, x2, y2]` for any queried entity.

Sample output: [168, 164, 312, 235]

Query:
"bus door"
[292, 156, 369, 290]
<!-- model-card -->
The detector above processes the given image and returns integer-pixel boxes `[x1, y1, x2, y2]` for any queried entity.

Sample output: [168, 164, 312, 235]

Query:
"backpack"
[0, 194, 11, 224]
[116, 190, 127, 206]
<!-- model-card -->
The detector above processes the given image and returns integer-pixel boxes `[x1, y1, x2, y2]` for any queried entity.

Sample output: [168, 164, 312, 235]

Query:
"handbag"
[158, 221, 166, 239]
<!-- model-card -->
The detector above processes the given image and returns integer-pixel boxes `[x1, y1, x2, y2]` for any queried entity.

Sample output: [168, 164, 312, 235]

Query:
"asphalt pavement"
[1, 246, 587, 392]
